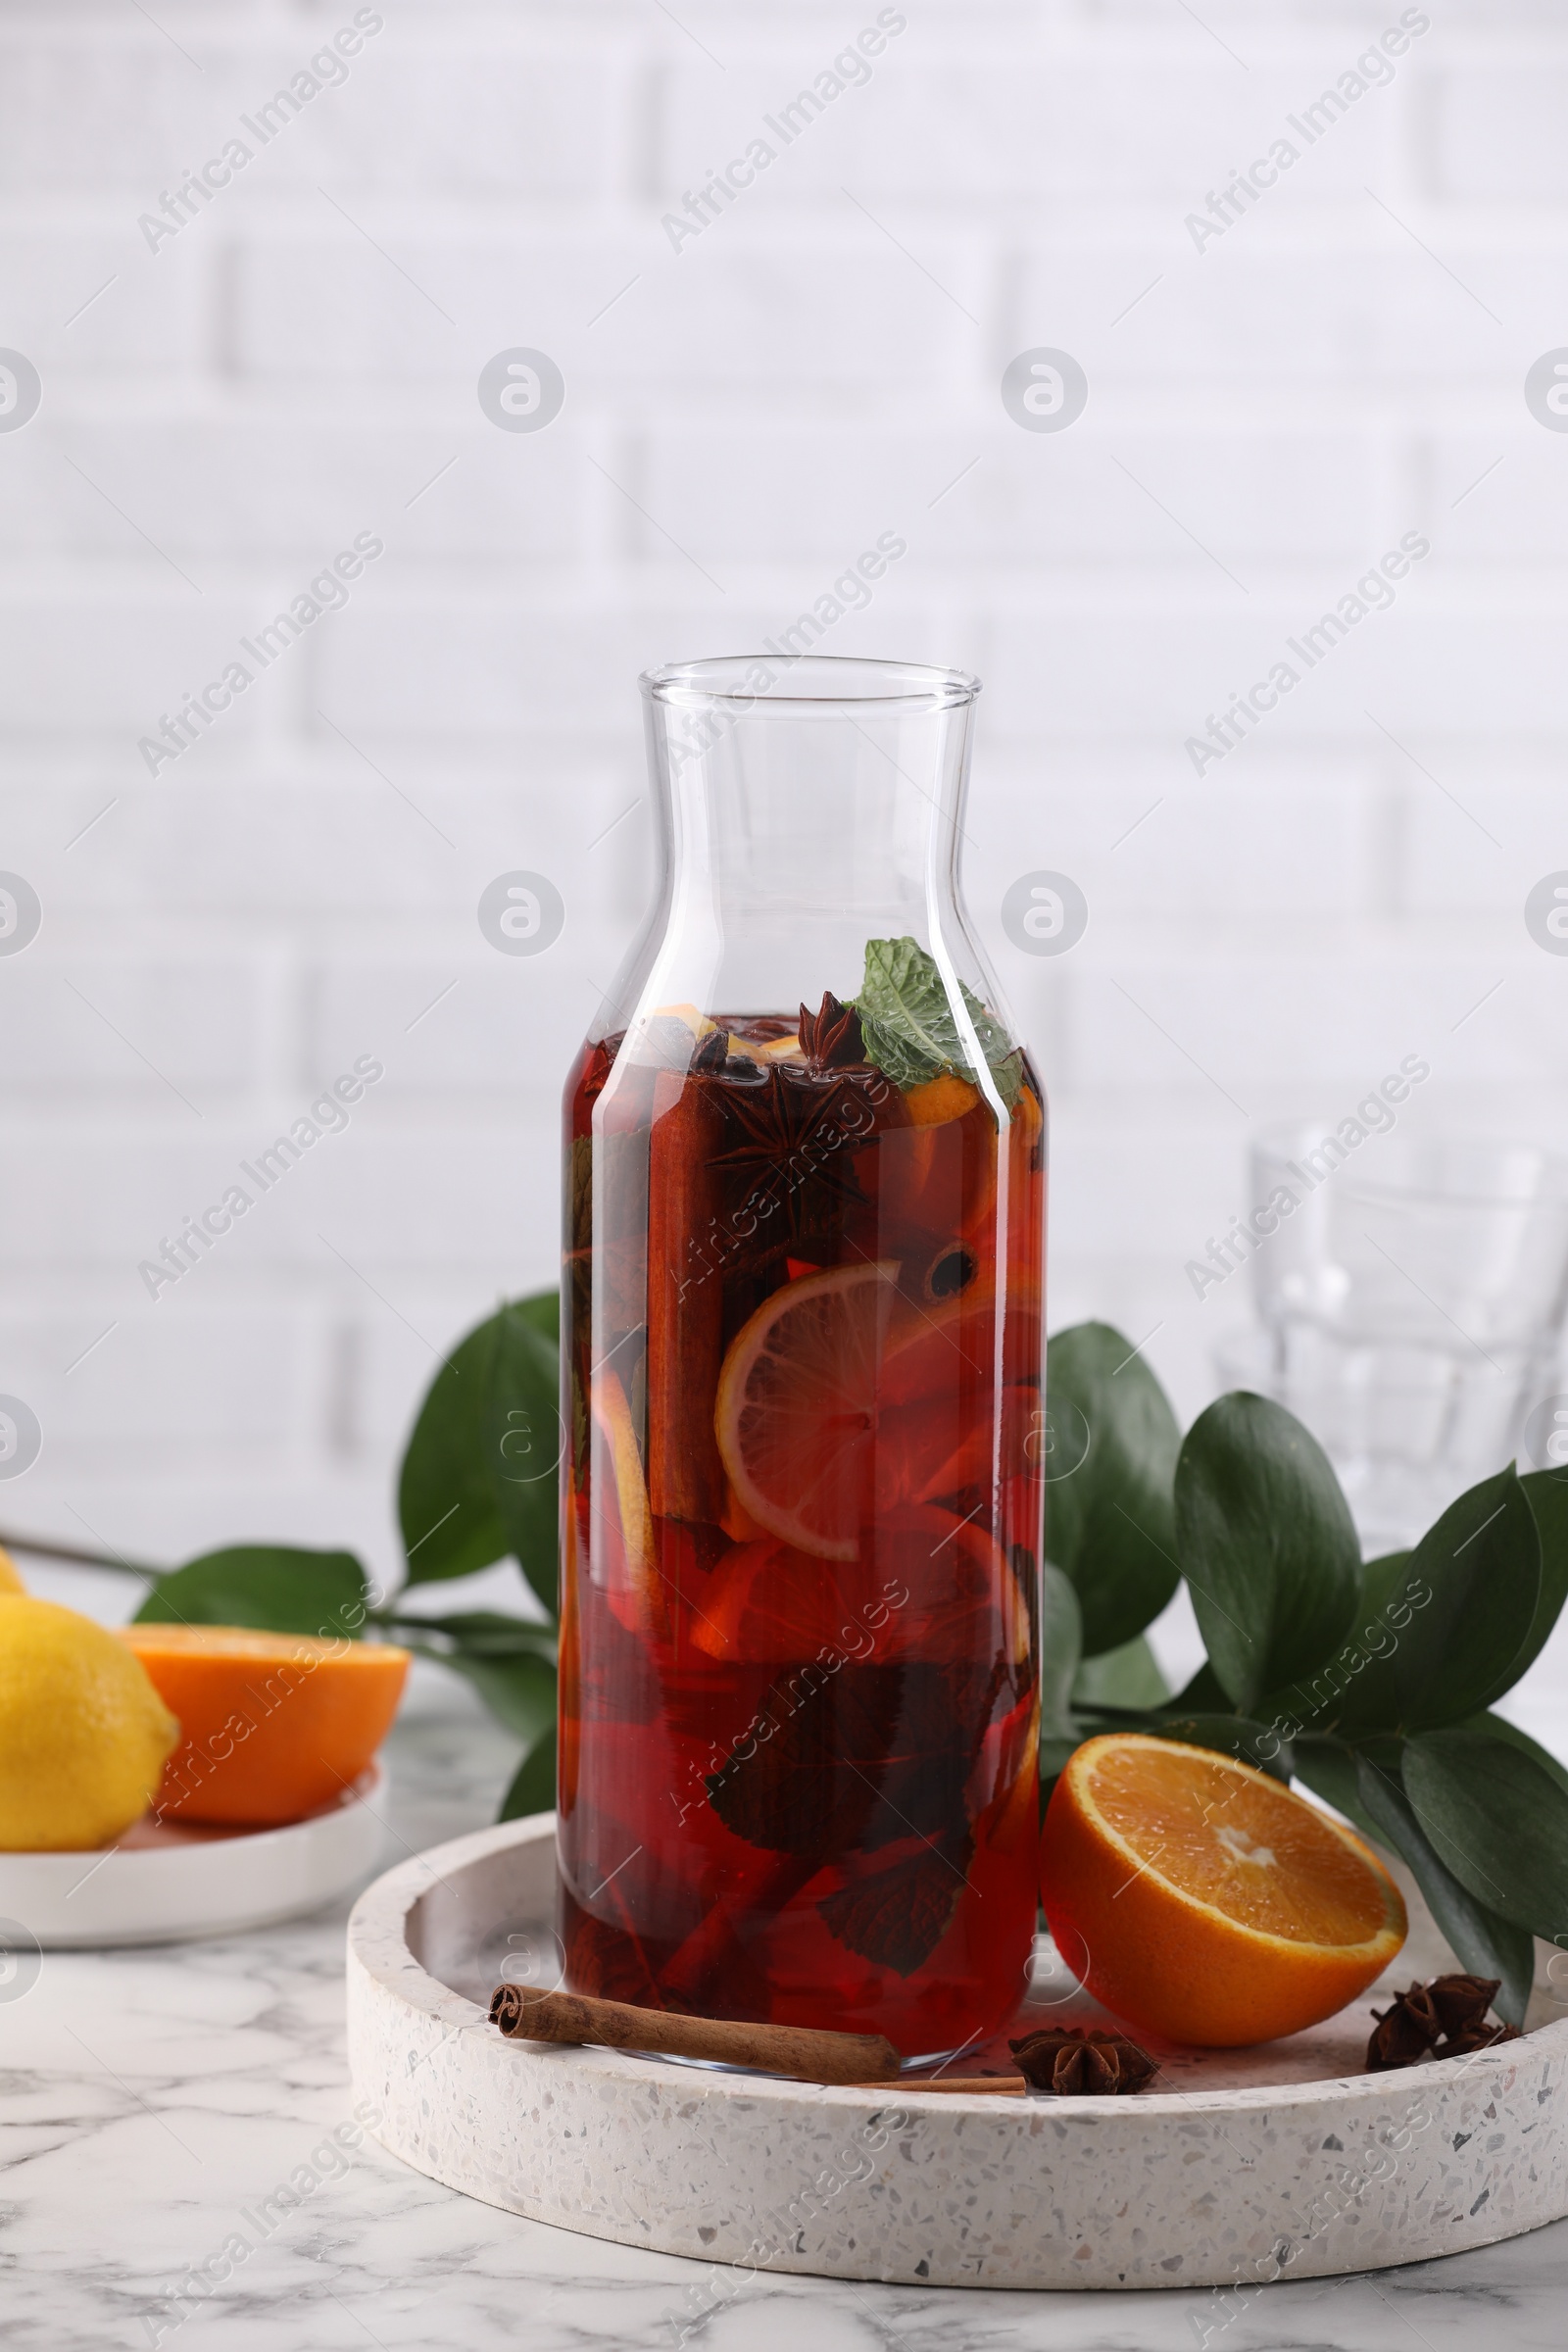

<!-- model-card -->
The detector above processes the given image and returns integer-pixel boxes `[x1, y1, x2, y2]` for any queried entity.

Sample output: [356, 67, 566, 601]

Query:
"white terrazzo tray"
[346, 1812, 1568, 2291]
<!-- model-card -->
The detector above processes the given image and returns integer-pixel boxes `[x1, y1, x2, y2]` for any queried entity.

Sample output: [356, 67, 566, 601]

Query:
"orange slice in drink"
[590, 1368, 667, 1640]
[1041, 1735, 1406, 2046]
[905, 1073, 980, 1126]
[692, 1502, 1026, 1664]
[712, 1262, 901, 1561]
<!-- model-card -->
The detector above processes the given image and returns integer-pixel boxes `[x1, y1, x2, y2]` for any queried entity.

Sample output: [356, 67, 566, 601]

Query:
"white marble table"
[6, 1683, 1568, 2352]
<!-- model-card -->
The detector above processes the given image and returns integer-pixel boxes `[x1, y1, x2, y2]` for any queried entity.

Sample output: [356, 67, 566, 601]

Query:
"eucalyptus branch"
[0, 1527, 159, 1578]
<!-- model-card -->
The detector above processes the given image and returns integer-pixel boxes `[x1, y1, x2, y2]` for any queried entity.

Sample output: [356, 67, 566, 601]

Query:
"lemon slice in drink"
[712, 1261, 901, 1562]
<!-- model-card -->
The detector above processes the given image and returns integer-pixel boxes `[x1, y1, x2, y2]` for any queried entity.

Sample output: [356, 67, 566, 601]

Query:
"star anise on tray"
[1008, 2026, 1159, 2096]
[1440, 2017, 1522, 2057]
[799, 991, 865, 1072]
[1366, 1974, 1521, 2071]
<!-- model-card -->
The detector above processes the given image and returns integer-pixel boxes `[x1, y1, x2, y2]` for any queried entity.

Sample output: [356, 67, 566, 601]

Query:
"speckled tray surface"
[346, 1813, 1568, 2290]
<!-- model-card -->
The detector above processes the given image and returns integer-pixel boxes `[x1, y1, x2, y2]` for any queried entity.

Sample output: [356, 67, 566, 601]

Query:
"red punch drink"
[559, 977, 1045, 2059]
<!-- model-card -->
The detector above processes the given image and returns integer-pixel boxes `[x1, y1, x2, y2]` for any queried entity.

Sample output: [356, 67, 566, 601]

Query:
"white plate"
[0, 1763, 388, 1948]
[348, 1813, 1568, 2291]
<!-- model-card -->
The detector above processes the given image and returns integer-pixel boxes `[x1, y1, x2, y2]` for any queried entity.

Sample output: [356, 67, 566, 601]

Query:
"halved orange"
[120, 1626, 409, 1829]
[1041, 1734, 1406, 2047]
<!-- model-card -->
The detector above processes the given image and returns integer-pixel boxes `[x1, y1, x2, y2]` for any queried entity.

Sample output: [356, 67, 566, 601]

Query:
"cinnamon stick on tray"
[854, 2076, 1027, 2095]
[489, 1984, 900, 2085]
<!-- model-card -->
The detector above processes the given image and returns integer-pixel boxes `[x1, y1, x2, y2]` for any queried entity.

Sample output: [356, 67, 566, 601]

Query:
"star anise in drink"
[1008, 2025, 1158, 2095]
[799, 991, 865, 1071]
[708, 1066, 869, 1240]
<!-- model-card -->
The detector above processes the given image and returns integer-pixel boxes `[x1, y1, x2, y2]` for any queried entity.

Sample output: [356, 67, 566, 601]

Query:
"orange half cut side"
[1040, 1733, 1407, 2047]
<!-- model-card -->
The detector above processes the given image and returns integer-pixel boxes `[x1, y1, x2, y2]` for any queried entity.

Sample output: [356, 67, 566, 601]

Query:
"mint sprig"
[853, 934, 1024, 1110]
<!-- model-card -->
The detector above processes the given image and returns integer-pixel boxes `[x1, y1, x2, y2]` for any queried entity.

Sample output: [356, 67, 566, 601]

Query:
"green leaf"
[1175, 1392, 1361, 1713]
[424, 1644, 557, 1745]
[1479, 1468, 1568, 1705]
[1072, 1634, 1170, 1711]
[1038, 1562, 1083, 1740]
[388, 1610, 557, 1659]
[1292, 1737, 1384, 1844]
[134, 1545, 368, 1638]
[1363, 1468, 1542, 1734]
[1367, 1550, 1410, 1579]
[1465, 1708, 1568, 1803]
[1354, 1746, 1536, 2026]
[1171, 1660, 1231, 1710]
[1275, 1549, 1409, 1740]
[1402, 1725, 1568, 1942]
[1152, 1713, 1294, 1784]
[498, 1728, 557, 1822]
[397, 1292, 561, 1592]
[1045, 1322, 1182, 1656]
[399, 1314, 511, 1585]
[485, 1293, 563, 1617]
[853, 935, 1022, 1108]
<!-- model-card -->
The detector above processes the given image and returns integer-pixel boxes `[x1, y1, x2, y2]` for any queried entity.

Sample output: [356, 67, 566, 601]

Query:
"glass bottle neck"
[629, 657, 980, 1019]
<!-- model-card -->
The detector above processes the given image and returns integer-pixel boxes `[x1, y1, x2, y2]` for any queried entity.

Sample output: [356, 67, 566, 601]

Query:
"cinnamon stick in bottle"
[490, 1984, 901, 2085]
[646, 1067, 726, 1523]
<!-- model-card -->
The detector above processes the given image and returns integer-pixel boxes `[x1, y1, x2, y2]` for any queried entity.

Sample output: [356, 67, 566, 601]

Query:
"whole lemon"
[0, 1597, 180, 1849]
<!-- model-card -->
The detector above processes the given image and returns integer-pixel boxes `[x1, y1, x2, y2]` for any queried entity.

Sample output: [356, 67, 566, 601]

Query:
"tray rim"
[348, 1809, 1568, 2116]
[346, 1811, 1568, 2290]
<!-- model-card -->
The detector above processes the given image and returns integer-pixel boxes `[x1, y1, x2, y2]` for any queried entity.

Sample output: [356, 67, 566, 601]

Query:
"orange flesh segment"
[123, 1626, 388, 1663]
[120, 1625, 409, 1827]
[905, 1073, 980, 1126]
[1079, 1738, 1395, 1950]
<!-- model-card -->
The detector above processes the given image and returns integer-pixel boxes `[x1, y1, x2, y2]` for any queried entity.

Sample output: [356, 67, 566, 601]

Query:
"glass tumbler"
[557, 656, 1045, 2060]
[1232, 1129, 1568, 1549]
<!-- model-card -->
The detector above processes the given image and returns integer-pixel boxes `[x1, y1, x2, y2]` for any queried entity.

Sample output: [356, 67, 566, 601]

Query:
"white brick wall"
[5, 0, 1568, 1732]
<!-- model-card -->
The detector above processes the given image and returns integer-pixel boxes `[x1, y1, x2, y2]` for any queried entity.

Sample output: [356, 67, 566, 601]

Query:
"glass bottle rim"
[640, 653, 981, 710]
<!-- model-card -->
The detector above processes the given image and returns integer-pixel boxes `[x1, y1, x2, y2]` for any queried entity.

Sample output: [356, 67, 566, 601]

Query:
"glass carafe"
[558, 655, 1046, 2060]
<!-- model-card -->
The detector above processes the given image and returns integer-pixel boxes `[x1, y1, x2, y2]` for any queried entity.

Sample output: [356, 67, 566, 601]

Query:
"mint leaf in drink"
[705, 1661, 996, 1860]
[854, 935, 1023, 1110]
[819, 1838, 972, 1977]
